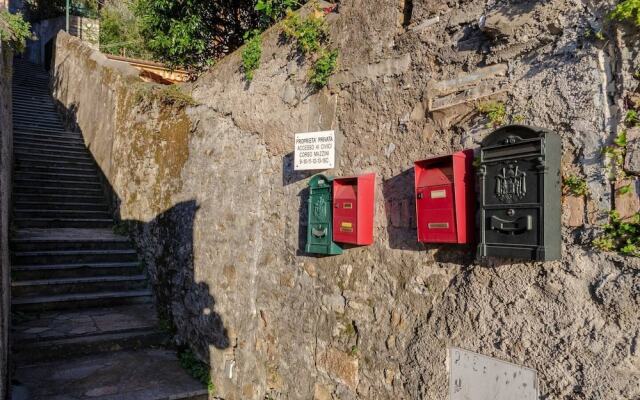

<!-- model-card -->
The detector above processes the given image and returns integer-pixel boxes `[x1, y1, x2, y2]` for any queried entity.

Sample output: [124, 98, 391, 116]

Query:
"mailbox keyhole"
[417, 193, 424, 200]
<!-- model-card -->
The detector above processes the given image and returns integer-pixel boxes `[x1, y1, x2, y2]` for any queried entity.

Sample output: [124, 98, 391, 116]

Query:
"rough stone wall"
[0, 39, 13, 400]
[51, 1, 640, 399]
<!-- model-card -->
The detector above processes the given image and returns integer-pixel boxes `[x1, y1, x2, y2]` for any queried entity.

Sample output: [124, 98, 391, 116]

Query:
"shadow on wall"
[50, 98, 230, 383]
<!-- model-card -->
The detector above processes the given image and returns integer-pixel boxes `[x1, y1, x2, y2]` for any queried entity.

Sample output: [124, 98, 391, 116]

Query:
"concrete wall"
[26, 16, 99, 65]
[52, 0, 640, 398]
[0, 38, 13, 400]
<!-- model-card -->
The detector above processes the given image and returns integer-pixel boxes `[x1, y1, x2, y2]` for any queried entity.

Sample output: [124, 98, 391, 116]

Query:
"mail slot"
[333, 173, 375, 245]
[476, 125, 561, 261]
[305, 174, 343, 255]
[414, 150, 474, 244]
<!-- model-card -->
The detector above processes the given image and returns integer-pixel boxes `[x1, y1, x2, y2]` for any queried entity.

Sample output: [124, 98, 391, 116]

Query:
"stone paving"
[13, 304, 158, 342]
[14, 349, 208, 400]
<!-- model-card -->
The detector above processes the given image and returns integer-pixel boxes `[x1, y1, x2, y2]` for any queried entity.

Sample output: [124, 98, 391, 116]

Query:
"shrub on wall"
[0, 11, 32, 53]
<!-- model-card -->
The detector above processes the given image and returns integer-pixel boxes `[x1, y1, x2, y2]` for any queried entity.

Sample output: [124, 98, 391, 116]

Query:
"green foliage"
[593, 211, 640, 256]
[134, 0, 256, 70]
[100, 1, 151, 59]
[608, 0, 640, 27]
[309, 48, 338, 88]
[625, 110, 639, 126]
[477, 101, 507, 127]
[255, 0, 299, 26]
[603, 130, 628, 181]
[563, 175, 589, 196]
[512, 114, 526, 124]
[178, 349, 215, 394]
[349, 345, 359, 357]
[618, 184, 633, 195]
[24, 0, 98, 21]
[0, 11, 32, 53]
[242, 30, 263, 81]
[282, 9, 327, 55]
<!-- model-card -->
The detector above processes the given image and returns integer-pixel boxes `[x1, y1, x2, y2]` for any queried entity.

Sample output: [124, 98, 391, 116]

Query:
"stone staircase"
[9, 60, 207, 400]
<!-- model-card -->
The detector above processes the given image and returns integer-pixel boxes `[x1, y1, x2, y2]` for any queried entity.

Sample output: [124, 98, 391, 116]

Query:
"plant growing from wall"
[242, 29, 263, 81]
[603, 130, 628, 181]
[282, 8, 327, 55]
[477, 101, 507, 128]
[608, 0, 640, 27]
[309, 48, 338, 88]
[593, 211, 640, 256]
[178, 349, 216, 394]
[0, 11, 32, 53]
[100, 0, 152, 59]
[256, 0, 300, 26]
[563, 175, 589, 196]
[625, 110, 639, 126]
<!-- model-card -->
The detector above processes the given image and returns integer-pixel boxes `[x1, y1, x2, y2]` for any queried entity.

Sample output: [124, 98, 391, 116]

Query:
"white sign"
[294, 130, 335, 171]
[449, 347, 538, 400]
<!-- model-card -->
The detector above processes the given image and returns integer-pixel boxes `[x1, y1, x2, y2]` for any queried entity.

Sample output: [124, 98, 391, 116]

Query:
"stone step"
[13, 138, 87, 152]
[15, 170, 98, 182]
[12, 275, 148, 297]
[14, 163, 97, 176]
[13, 209, 111, 220]
[13, 129, 84, 142]
[15, 177, 101, 189]
[12, 261, 141, 280]
[12, 289, 154, 312]
[13, 122, 67, 131]
[13, 192, 105, 204]
[13, 117, 62, 126]
[12, 249, 137, 265]
[14, 218, 114, 229]
[15, 149, 92, 162]
[11, 229, 129, 252]
[13, 329, 169, 364]
[14, 145, 91, 159]
[14, 200, 108, 211]
[15, 155, 95, 168]
[12, 111, 60, 121]
[13, 184, 102, 196]
[14, 127, 80, 137]
[13, 349, 208, 400]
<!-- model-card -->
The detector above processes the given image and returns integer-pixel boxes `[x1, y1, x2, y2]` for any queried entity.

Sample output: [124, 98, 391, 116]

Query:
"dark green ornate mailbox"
[477, 125, 561, 261]
[306, 174, 343, 255]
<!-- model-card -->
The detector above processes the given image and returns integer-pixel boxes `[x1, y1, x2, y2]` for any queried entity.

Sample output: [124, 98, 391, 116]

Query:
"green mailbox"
[306, 174, 343, 255]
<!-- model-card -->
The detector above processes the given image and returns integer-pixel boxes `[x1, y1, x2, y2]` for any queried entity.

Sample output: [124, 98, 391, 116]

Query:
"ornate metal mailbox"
[306, 174, 343, 255]
[333, 173, 376, 245]
[477, 125, 561, 261]
[414, 150, 474, 244]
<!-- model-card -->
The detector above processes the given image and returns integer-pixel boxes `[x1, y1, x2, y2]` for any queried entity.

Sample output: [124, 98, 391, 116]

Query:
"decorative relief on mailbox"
[495, 163, 527, 202]
[305, 174, 343, 255]
[477, 125, 561, 261]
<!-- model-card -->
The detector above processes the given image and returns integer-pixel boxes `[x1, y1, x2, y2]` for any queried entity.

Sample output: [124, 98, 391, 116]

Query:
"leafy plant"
[178, 349, 215, 394]
[593, 211, 640, 256]
[242, 30, 262, 81]
[603, 130, 628, 181]
[255, 0, 299, 25]
[282, 8, 327, 55]
[512, 114, 526, 124]
[563, 175, 589, 196]
[349, 345, 359, 357]
[625, 110, 639, 126]
[608, 0, 640, 27]
[0, 11, 32, 53]
[594, 30, 606, 41]
[477, 101, 507, 127]
[24, 0, 98, 22]
[100, 1, 152, 59]
[618, 183, 633, 195]
[309, 48, 338, 88]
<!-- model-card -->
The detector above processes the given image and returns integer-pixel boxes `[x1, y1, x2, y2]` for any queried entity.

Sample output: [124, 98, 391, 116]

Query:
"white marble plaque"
[294, 130, 335, 171]
[449, 347, 538, 400]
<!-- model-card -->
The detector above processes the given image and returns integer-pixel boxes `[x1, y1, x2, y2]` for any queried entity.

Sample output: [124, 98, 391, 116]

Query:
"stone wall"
[0, 39, 13, 400]
[52, 0, 640, 399]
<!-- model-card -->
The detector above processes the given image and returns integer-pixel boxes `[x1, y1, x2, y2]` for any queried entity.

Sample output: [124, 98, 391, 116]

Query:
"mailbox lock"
[506, 209, 515, 217]
[417, 193, 424, 200]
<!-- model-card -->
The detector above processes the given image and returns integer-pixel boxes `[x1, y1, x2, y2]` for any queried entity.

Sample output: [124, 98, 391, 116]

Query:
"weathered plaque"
[294, 130, 335, 171]
[476, 125, 561, 261]
[449, 347, 538, 400]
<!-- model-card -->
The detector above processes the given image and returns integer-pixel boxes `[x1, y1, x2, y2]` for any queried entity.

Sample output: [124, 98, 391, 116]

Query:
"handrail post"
[65, 0, 70, 32]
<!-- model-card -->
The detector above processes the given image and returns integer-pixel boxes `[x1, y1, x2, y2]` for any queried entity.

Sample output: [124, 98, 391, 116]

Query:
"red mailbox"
[414, 150, 474, 244]
[333, 173, 376, 245]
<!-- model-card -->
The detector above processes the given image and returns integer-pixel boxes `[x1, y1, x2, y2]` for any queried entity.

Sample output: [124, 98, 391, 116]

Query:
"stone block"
[562, 195, 585, 227]
[317, 348, 359, 391]
[615, 178, 640, 221]
[625, 128, 640, 175]
[426, 64, 509, 111]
